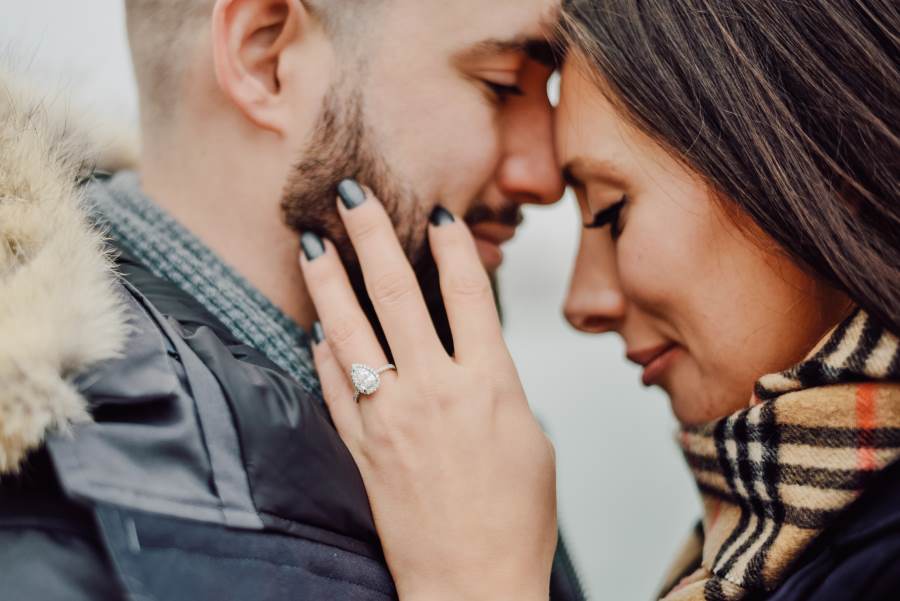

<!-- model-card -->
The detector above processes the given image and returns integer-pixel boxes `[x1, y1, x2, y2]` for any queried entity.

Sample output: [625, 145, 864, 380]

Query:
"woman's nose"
[563, 230, 626, 334]
[564, 287, 626, 333]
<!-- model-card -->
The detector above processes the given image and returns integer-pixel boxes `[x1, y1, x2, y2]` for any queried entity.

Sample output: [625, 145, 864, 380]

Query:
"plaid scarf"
[662, 309, 900, 601]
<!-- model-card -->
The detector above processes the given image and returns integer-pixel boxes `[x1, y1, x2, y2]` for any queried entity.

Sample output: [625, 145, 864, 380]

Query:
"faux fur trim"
[0, 67, 137, 474]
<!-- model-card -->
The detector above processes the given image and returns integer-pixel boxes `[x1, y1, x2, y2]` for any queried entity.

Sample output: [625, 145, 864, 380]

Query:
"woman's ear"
[211, 0, 309, 133]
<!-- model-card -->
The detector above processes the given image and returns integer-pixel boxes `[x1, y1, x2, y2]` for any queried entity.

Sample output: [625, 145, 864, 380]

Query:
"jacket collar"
[0, 68, 137, 474]
[88, 172, 320, 393]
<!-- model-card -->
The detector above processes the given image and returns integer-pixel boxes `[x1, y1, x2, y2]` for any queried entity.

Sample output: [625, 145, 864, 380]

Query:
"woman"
[297, 1, 899, 599]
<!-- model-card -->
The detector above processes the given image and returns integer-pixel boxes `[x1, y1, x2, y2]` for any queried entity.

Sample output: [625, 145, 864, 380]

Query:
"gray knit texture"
[88, 171, 321, 395]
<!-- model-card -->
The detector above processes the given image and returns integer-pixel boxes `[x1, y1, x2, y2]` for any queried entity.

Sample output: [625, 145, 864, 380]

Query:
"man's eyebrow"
[524, 39, 560, 68]
[456, 37, 560, 68]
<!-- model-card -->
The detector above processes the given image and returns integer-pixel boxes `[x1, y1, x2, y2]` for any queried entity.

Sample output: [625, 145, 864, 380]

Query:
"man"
[0, 1, 584, 600]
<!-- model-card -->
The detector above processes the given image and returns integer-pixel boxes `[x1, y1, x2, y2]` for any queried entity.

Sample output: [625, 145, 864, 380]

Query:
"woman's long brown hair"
[561, 0, 899, 335]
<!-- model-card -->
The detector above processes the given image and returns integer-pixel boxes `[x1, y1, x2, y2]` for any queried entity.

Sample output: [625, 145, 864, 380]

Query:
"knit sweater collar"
[668, 309, 900, 600]
[87, 171, 321, 394]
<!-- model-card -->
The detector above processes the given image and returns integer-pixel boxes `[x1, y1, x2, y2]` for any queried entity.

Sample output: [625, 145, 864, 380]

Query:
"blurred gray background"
[1, 1, 699, 598]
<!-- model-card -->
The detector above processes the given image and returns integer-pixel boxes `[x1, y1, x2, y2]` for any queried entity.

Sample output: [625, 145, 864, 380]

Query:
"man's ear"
[212, 0, 310, 134]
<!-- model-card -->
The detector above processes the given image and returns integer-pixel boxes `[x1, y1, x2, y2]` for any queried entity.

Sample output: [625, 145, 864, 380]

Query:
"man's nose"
[496, 71, 565, 207]
[563, 231, 626, 334]
[496, 151, 565, 207]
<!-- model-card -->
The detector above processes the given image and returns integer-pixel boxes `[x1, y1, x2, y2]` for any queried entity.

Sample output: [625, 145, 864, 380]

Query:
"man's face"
[283, 0, 562, 265]
[282, 0, 563, 350]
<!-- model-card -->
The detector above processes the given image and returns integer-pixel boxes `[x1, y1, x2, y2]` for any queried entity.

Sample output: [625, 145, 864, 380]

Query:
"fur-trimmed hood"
[0, 68, 138, 474]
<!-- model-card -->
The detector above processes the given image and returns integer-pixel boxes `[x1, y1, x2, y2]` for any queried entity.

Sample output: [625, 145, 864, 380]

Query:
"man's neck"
[138, 135, 316, 330]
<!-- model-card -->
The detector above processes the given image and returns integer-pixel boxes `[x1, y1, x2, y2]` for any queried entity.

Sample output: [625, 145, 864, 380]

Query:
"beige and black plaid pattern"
[663, 310, 900, 601]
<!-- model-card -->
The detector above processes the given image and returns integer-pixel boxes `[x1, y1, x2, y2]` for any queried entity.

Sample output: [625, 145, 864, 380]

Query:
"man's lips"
[468, 221, 518, 245]
[468, 222, 518, 268]
[626, 342, 680, 386]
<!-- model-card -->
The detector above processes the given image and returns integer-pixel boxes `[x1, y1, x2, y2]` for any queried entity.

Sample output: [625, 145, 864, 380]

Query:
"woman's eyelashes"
[586, 196, 626, 240]
[484, 81, 524, 103]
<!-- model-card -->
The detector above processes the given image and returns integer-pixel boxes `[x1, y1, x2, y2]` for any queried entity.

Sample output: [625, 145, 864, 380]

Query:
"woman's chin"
[661, 361, 714, 425]
[669, 398, 711, 427]
[666, 376, 752, 426]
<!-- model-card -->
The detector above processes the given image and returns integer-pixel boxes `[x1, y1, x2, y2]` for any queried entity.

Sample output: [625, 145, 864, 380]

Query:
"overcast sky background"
[2, 2, 700, 598]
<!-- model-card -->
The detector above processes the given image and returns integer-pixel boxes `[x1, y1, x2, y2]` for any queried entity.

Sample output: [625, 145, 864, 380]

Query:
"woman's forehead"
[555, 66, 633, 166]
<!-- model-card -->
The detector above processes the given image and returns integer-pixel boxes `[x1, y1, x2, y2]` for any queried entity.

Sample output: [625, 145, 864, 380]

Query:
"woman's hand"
[298, 180, 557, 601]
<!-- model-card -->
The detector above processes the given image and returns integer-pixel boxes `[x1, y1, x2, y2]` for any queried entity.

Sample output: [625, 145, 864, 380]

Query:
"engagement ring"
[351, 363, 396, 402]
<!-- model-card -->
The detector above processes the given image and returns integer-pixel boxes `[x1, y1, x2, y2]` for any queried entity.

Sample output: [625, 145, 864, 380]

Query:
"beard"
[281, 80, 454, 356]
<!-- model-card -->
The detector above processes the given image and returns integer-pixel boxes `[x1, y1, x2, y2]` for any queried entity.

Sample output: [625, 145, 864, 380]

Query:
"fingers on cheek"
[336, 183, 386, 230]
[442, 267, 493, 307]
[341, 204, 385, 245]
[428, 221, 469, 262]
[431, 226, 490, 288]
[322, 315, 371, 359]
[300, 240, 343, 290]
[366, 269, 419, 311]
[431, 226, 502, 348]
[440, 216, 481, 249]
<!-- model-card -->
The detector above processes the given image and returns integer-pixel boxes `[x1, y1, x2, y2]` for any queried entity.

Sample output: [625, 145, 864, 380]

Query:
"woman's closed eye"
[586, 196, 626, 240]
[483, 80, 524, 103]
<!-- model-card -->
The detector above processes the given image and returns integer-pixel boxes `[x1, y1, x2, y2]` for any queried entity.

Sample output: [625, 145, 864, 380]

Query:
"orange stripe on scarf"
[856, 383, 877, 471]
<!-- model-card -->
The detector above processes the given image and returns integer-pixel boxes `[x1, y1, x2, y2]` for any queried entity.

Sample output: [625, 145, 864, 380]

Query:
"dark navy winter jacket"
[0, 247, 585, 601]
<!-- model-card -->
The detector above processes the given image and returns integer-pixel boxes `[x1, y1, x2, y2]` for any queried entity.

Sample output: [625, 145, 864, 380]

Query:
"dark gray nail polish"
[429, 205, 455, 226]
[311, 321, 325, 345]
[301, 232, 325, 261]
[337, 179, 366, 209]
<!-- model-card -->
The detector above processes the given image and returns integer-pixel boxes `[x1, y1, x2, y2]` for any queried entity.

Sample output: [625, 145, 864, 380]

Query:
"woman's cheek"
[615, 220, 688, 320]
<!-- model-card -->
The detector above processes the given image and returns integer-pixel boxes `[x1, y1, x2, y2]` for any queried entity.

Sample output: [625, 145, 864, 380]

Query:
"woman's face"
[555, 55, 851, 424]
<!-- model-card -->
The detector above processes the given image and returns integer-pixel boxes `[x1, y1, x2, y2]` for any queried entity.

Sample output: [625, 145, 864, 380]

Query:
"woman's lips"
[626, 343, 681, 387]
[469, 222, 517, 270]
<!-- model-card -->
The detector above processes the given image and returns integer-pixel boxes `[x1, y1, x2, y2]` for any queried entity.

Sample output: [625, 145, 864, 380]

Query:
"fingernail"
[311, 321, 325, 345]
[337, 178, 366, 209]
[301, 232, 325, 261]
[429, 205, 455, 226]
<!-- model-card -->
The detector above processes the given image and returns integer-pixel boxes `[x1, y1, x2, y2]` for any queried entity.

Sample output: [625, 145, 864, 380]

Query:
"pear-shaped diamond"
[351, 364, 380, 395]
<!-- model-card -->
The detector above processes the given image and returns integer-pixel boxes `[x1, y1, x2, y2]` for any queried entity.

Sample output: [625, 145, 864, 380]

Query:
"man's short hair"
[125, 0, 212, 125]
[124, 0, 383, 126]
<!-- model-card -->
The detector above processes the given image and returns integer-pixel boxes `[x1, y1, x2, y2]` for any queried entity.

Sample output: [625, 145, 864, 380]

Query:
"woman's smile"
[626, 342, 681, 387]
